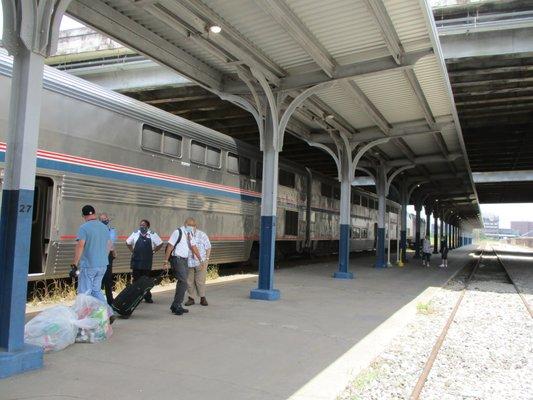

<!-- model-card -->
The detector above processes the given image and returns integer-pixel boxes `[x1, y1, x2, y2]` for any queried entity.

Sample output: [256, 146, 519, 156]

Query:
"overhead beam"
[473, 170, 533, 183]
[362, 0, 405, 65]
[224, 49, 432, 93]
[440, 27, 533, 59]
[254, 0, 335, 77]
[68, 0, 223, 90]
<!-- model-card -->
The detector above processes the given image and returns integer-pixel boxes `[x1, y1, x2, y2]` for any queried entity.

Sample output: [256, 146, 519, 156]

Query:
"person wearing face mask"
[99, 213, 117, 305]
[164, 218, 202, 315]
[126, 219, 163, 303]
[184, 219, 211, 307]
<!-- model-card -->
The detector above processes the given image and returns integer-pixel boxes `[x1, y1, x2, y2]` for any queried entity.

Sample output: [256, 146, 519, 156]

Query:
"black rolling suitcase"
[112, 275, 161, 318]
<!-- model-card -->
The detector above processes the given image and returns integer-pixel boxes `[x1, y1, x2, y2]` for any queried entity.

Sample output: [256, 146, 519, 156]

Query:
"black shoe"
[175, 306, 188, 314]
[145, 298, 154, 303]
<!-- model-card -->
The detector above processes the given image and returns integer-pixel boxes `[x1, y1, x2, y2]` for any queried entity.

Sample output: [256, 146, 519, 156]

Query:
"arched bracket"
[385, 164, 415, 197]
[351, 138, 390, 179]
[2, 0, 73, 57]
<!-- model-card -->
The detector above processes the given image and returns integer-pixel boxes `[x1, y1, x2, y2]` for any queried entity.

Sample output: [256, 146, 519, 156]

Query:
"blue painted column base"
[375, 228, 387, 268]
[250, 288, 281, 301]
[334, 224, 353, 279]
[0, 345, 43, 379]
[333, 271, 354, 279]
[250, 216, 280, 301]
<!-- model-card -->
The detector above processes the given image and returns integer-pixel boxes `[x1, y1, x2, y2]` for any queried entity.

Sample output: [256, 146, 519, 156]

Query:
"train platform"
[2, 247, 477, 400]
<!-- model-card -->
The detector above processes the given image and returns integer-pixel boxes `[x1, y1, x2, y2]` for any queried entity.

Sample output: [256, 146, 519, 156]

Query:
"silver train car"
[406, 213, 427, 248]
[0, 53, 401, 281]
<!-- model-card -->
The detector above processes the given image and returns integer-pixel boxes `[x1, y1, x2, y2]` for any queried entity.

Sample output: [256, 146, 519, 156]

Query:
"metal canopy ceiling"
[67, 0, 481, 221]
[436, 0, 533, 204]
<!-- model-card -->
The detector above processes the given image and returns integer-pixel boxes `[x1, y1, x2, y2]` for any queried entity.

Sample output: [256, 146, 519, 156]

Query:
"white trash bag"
[24, 305, 78, 352]
[72, 293, 113, 343]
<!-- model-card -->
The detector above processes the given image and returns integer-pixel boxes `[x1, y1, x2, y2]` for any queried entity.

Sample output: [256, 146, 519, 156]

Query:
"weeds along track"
[410, 246, 533, 400]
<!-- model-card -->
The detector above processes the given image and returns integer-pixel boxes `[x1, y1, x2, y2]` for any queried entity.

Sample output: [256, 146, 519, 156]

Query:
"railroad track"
[409, 246, 532, 400]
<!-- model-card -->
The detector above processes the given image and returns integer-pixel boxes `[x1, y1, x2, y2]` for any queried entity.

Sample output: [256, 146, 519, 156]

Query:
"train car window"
[354, 227, 361, 238]
[206, 146, 221, 167]
[142, 126, 162, 151]
[284, 210, 299, 236]
[361, 196, 368, 208]
[333, 187, 340, 200]
[386, 205, 391, 213]
[227, 153, 239, 173]
[228, 153, 251, 176]
[361, 228, 368, 238]
[373, 200, 378, 210]
[255, 162, 263, 180]
[239, 156, 251, 175]
[321, 183, 332, 197]
[279, 169, 295, 188]
[191, 141, 205, 163]
[162, 132, 182, 157]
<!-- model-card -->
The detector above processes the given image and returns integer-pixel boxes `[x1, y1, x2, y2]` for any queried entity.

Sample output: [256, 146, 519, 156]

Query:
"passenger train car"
[407, 213, 427, 249]
[0, 53, 401, 281]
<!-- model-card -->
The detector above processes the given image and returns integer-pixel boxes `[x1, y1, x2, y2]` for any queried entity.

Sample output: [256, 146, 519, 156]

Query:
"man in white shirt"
[164, 218, 201, 315]
[184, 219, 212, 307]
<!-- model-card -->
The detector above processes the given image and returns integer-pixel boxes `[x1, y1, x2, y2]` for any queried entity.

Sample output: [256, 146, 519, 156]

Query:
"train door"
[29, 177, 54, 275]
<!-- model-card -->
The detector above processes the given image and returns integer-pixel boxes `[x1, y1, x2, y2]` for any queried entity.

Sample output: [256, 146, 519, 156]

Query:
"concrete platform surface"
[1, 247, 476, 400]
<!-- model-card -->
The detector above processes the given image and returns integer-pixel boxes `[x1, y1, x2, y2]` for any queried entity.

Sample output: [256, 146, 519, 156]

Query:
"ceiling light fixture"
[209, 25, 222, 34]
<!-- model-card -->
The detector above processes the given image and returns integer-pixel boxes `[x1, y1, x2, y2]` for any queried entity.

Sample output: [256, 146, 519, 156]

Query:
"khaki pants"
[187, 263, 207, 299]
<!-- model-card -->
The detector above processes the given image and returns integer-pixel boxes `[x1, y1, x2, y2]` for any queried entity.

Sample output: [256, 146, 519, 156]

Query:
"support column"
[250, 114, 280, 301]
[0, 47, 45, 377]
[425, 207, 431, 238]
[399, 189, 408, 263]
[333, 161, 353, 279]
[440, 216, 445, 252]
[448, 223, 452, 249]
[433, 205, 439, 254]
[375, 164, 387, 268]
[413, 203, 422, 259]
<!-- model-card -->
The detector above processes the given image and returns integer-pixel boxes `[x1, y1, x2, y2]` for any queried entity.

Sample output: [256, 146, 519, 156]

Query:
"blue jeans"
[78, 267, 107, 304]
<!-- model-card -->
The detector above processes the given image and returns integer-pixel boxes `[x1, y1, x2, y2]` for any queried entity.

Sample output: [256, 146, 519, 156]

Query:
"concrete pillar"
[333, 164, 353, 279]
[413, 203, 422, 259]
[0, 44, 46, 379]
[399, 192, 408, 263]
[433, 206, 439, 254]
[375, 164, 387, 268]
[425, 208, 431, 238]
[250, 109, 280, 300]
[448, 223, 452, 249]
[440, 217, 445, 252]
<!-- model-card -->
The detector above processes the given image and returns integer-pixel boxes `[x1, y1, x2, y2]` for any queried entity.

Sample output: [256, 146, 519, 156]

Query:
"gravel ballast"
[339, 273, 533, 400]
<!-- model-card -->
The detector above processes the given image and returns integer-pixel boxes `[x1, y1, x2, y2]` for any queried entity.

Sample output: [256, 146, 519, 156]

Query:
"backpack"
[165, 228, 183, 261]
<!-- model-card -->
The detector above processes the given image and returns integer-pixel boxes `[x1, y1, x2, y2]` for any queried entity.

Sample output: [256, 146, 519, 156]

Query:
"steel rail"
[492, 247, 533, 319]
[409, 247, 484, 400]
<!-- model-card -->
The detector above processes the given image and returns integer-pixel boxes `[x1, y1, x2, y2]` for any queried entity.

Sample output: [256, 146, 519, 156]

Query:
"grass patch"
[29, 279, 77, 306]
[206, 264, 220, 280]
[416, 300, 435, 315]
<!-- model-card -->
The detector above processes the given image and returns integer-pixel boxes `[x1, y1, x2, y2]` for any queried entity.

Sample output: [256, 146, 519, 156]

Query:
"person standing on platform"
[164, 218, 201, 316]
[71, 205, 111, 304]
[439, 235, 449, 268]
[126, 219, 163, 303]
[422, 235, 432, 267]
[99, 213, 116, 305]
[184, 219, 212, 307]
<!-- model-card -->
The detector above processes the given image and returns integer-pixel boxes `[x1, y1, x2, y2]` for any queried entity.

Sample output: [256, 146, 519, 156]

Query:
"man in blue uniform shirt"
[72, 205, 111, 304]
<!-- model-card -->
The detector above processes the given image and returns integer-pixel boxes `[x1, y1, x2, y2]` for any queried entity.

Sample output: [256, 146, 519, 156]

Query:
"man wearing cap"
[72, 205, 112, 304]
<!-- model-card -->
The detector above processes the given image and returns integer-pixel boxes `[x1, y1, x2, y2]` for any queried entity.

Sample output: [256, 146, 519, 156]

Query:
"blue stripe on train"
[0, 151, 261, 203]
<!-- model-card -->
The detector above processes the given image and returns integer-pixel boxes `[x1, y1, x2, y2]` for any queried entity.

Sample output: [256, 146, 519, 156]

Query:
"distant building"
[483, 214, 499, 235]
[510, 221, 533, 236]
[483, 215, 519, 239]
